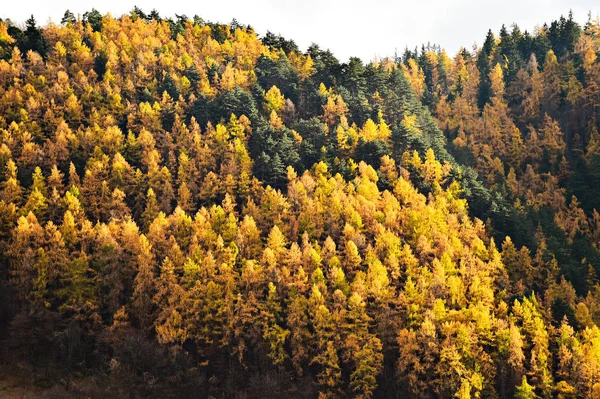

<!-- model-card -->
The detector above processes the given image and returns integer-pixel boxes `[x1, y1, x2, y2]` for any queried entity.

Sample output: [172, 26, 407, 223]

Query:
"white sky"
[1, 0, 599, 62]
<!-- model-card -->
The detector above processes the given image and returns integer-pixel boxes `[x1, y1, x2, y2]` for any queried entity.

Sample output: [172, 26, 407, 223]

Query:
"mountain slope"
[0, 9, 600, 398]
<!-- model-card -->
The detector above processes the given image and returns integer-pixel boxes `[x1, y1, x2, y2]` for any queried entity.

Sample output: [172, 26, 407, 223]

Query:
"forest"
[1, 7, 600, 398]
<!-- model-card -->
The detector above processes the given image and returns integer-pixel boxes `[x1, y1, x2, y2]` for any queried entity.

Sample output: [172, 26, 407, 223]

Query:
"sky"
[1, 0, 600, 62]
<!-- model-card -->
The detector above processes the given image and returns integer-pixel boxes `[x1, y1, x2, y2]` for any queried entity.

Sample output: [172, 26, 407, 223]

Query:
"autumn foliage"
[2, 8, 600, 399]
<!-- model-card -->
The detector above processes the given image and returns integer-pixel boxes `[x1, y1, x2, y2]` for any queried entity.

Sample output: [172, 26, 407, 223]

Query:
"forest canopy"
[1, 8, 600, 399]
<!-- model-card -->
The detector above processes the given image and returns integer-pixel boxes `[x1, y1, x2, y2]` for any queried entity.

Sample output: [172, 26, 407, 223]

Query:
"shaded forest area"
[1, 7, 600, 398]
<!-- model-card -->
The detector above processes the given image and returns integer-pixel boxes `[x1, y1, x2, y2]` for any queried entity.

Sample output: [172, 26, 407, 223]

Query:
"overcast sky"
[2, 0, 599, 62]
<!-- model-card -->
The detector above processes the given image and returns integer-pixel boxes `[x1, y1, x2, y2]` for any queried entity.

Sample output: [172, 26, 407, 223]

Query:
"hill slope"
[0, 9, 600, 398]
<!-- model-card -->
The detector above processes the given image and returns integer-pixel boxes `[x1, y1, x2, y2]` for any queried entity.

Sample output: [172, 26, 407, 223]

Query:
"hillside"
[1, 8, 600, 398]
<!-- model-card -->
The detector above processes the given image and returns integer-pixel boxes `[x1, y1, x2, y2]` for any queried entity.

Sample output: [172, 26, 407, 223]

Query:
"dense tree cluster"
[2, 8, 600, 399]
[407, 13, 600, 293]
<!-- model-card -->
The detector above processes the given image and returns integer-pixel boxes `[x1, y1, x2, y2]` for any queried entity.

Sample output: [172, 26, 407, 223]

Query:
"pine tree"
[131, 234, 157, 331]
